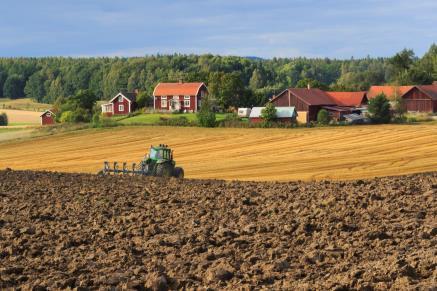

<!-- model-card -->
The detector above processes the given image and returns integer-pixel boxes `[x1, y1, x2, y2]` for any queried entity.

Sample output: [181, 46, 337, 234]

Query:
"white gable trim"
[109, 92, 132, 104]
[152, 83, 161, 97]
[40, 110, 56, 117]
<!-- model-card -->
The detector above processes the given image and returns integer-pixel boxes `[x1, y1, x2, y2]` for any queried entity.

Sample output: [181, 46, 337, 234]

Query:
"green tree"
[368, 93, 391, 124]
[0, 112, 8, 126]
[196, 97, 216, 127]
[136, 91, 153, 108]
[0, 71, 7, 98]
[24, 72, 46, 102]
[317, 109, 330, 125]
[295, 78, 328, 90]
[261, 102, 277, 122]
[249, 68, 265, 89]
[3, 74, 24, 98]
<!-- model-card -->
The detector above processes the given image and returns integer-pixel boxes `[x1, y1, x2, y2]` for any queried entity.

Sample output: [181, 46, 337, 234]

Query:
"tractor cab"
[147, 144, 173, 162]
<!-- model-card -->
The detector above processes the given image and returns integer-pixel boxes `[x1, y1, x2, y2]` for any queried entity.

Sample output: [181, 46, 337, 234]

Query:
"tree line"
[0, 44, 435, 109]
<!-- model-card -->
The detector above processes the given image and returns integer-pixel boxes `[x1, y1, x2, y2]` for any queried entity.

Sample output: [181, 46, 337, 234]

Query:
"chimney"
[133, 89, 139, 95]
[307, 83, 311, 90]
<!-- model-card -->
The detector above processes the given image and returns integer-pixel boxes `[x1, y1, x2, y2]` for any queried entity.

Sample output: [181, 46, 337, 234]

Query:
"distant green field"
[117, 113, 227, 125]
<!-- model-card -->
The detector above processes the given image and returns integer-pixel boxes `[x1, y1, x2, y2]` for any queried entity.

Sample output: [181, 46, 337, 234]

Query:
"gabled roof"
[367, 86, 414, 100]
[109, 92, 137, 103]
[416, 85, 437, 100]
[326, 91, 367, 107]
[40, 110, 56, 117]
[249, 106, 296, 118]
[287, 88, 336, 105]
[153, 82, 206, 96]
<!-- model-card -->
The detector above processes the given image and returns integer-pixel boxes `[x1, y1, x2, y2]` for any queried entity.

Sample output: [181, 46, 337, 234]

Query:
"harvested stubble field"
[0, 109, 42, 125]
[0, 170, 435, 289]
[1, 124, 437, 181]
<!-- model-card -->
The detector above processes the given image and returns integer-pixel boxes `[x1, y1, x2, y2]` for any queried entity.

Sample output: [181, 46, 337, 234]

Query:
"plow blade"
[101, 161, 148, 175]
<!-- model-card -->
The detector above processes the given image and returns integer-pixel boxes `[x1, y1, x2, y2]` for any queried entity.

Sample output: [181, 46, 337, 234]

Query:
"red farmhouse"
[153, 82, 208, 112]
[101, 91, 138, 116]
[40, 110, 56, 126]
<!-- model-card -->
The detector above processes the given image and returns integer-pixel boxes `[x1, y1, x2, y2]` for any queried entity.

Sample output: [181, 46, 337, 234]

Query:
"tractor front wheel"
[173, 167, 184, 179]
[156, 163, 173, 177]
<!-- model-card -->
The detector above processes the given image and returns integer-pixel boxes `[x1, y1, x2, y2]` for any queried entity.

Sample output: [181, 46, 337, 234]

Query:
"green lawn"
[117, 113, 227, 125]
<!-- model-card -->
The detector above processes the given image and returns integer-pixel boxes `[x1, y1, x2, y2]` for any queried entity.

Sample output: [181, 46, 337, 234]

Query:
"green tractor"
[100, 144, 184, 178]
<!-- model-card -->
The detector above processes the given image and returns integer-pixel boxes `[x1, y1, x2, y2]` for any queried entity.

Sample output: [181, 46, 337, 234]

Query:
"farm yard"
[1, 124, 437, 181]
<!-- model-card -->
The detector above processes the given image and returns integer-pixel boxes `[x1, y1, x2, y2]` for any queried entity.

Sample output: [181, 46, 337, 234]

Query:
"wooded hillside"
[0, 44, 435, 108]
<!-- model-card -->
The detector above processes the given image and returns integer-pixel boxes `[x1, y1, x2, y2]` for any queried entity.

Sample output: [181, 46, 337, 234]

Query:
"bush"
[100, 117, 118, 127]
[0, 112, 8, 125]
[159, 116, 192, 127]
[317, 109, 330, 125]
[197, 98, 216, 127]
[60, 111, 74, 123]
[261, 103, 277, 122]
[368, 94, 391, 124]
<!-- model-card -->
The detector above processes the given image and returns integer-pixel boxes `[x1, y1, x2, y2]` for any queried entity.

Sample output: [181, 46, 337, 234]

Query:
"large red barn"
[153, 82, 208, 112]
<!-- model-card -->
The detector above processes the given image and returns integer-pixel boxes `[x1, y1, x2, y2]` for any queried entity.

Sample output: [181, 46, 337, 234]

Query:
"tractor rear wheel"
[173, 167, 184, 179]
[156, 163, 173, 177]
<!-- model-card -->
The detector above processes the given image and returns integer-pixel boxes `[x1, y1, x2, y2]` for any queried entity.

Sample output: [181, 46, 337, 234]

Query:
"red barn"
[153, 82, 208, 112]
[402, 85, 437, 112]
[101, 91, 138, 116]
[270, 88, 336, 122]
[40, 110, 56, 125]
[367, 85, 437, 113]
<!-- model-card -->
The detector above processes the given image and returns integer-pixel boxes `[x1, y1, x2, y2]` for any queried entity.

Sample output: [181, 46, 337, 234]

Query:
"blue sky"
[0, 0, 436, 58]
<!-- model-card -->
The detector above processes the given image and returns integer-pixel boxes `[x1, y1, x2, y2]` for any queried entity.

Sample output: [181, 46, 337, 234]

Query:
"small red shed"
[40, 110, 56, 125]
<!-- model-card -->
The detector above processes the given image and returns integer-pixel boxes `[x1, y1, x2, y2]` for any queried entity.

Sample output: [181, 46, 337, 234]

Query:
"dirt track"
[0, 170, 436, 290]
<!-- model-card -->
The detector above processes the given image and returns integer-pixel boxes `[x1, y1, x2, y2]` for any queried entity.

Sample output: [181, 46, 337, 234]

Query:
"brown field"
[0, 124, 437, 181]
[0, 109, 42, 125]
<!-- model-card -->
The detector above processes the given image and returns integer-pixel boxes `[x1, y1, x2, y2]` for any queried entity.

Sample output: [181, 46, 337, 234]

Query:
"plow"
[99, 144, 184, 178]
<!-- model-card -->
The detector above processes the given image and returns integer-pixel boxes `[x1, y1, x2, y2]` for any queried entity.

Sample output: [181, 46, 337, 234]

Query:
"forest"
[0, 44, 435, 108]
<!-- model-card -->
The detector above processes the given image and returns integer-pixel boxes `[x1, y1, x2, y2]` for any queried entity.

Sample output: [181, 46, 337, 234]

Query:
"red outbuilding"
[153, 82, 208, 112]
[40, 110, 56, 126]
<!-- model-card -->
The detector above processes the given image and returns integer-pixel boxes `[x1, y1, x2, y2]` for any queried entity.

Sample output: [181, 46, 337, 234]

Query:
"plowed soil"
[0, 170, 436, 290]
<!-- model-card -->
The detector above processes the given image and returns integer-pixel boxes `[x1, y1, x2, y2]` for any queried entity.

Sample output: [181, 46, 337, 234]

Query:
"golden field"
[0, 109, 42, 125]
[0, 124, 437, 181]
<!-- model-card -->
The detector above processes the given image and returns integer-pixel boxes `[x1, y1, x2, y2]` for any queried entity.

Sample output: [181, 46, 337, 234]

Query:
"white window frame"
[118, 96, 123, 102]
[119, 104, 124, 112]
[46, 113, 51, 117]
[184, 95, 190, 107]
[201, 90, 205, 98]
[161, 96, 167, 108]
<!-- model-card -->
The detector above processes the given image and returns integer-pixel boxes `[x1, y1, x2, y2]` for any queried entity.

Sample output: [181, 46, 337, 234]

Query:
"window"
[118, 96, 123, 102]
[119, 104, 124, 112]
[46, 113, 51, 117]
[201, 90, 205, 98]
[161, 96, 167, 108]
[184, 96, 190, 107]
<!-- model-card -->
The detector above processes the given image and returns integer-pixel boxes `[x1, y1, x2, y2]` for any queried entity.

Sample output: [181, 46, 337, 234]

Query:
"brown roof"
[367, 86, 414, 100]
[153, 82, 206, 96]
[416, 85, 437, 100]
[326, 91, 367, 107]
[284, 88, 336, 106]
